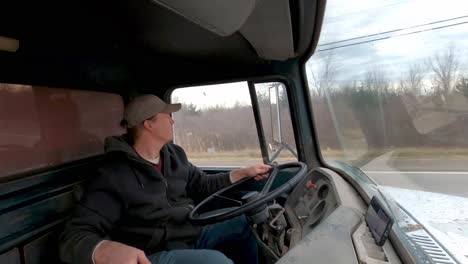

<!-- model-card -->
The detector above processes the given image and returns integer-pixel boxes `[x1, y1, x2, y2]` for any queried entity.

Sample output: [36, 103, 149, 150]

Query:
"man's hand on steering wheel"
[230, 164, 272, 183]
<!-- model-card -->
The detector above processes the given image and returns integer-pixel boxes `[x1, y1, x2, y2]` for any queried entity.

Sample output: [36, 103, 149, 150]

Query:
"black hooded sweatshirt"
[59, 135, 231, 264]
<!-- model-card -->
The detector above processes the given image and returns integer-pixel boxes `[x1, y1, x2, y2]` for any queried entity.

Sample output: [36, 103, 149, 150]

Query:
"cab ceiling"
[0, 0, 324, 93]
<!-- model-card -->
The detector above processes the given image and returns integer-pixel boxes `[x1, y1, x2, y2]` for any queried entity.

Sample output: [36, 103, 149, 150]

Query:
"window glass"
[306, 0, 468, 198]
[171, 82, 262, 166]
[254, 82, 298, 164]
[0, 84, 124, 178]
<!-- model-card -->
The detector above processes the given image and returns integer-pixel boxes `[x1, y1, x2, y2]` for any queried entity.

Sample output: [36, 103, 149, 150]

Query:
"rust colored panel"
[0, 84, 125, 178]
[0, 247, 20, 264]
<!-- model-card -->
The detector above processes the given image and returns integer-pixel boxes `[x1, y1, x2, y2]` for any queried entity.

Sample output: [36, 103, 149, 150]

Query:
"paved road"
[364, 170, 468, 198]
[361, 151, 468, 198]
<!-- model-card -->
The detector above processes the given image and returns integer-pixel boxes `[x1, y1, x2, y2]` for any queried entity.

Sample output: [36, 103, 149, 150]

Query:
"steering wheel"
[189, 162, 308, 225]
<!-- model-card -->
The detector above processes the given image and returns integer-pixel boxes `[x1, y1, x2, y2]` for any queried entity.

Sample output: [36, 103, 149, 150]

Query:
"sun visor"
[240, 0, 295, 61]
[0, 36, 19, 52]
[149, 0, 257, 36]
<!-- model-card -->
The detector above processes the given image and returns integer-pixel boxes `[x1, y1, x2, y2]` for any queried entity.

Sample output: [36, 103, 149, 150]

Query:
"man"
[60, 94, 271, 264]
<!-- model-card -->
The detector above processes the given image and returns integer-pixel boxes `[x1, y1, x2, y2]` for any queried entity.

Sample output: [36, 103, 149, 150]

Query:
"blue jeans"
[149, 215, 258, 264]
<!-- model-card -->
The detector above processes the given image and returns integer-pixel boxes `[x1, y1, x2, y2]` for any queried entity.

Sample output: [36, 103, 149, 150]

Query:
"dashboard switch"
[306, 180, 316, 189]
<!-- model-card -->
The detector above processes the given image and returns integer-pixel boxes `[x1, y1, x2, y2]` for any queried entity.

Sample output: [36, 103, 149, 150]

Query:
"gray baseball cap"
[123, 94, 181, 128]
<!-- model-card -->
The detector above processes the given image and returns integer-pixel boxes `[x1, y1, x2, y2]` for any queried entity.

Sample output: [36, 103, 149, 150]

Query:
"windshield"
[307, 0, 468, 196]
[306, 0, 468, 261]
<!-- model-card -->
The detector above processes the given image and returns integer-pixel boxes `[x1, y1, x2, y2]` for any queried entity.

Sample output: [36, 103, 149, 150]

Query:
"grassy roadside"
[186, 147, 468, 163]
[392, 147, 468, 160]
[186, 149, 297, 164]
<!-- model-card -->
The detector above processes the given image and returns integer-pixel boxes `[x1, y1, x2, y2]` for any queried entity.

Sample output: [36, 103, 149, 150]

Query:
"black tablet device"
[366, 196, 393, 246]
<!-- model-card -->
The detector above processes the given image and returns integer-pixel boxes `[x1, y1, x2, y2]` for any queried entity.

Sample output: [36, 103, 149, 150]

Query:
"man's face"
[146, 113, 175, 143]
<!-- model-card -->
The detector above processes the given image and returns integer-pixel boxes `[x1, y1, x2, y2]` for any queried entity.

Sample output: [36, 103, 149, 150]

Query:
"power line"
[317, 21, 468, 52]
[319, 15, 468, 47]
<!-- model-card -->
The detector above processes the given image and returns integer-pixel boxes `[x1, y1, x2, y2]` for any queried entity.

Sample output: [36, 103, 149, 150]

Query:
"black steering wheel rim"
[189, 162, 308, 225]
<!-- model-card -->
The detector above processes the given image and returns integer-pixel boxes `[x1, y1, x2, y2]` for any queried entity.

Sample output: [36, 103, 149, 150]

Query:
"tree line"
[173, 46, 468, 156]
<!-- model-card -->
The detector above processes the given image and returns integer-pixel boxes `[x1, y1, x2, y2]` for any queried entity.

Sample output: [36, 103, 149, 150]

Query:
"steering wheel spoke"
[260, 166, 279, 195]
[213, 194, 243, 206]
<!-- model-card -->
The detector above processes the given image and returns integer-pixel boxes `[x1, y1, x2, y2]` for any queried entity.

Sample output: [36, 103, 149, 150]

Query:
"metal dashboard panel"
[284, 168, 341, 242]
[280, 167, 402, 264]
[277, 206, 362, 264]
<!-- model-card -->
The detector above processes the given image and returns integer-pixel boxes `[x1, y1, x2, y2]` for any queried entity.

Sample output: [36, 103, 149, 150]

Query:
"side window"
[253, 82, 298, 164]
[0, 83, 124, 178]
[171, 82, 263, 166]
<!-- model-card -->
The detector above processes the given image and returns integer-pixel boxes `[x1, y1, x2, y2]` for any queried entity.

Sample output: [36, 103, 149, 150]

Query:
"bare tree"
[427, 46, 461, 96]
[363, 68, 389, 94]
[355, 68, 391, 148]
[308, 51, 339, 98]
[400, 62, 426, 96]
[456, 77, 468, 97]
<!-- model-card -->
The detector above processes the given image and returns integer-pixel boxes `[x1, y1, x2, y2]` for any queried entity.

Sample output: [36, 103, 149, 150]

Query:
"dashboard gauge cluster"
[285, 169, 338, 236]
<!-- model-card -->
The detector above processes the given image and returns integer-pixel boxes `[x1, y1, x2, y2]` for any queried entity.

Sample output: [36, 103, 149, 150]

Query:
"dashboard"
[277, 168, 402, 264]
[286, 168, 338, 237]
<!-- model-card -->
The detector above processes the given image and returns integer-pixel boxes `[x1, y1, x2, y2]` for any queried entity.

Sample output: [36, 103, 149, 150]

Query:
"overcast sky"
[173, 0, 468, 107]
[307, 0, 468, 85]
[171, 81, 251, 109]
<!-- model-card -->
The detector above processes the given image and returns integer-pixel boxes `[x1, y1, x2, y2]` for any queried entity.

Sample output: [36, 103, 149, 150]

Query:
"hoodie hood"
[104, 134, 140, 159]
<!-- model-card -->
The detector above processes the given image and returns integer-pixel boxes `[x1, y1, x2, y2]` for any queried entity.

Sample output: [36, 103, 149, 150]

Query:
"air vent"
[407, 232, 457, 264]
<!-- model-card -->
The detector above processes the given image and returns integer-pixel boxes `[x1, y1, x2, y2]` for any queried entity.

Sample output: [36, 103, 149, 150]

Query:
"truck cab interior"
[0, 0, 454, 263]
